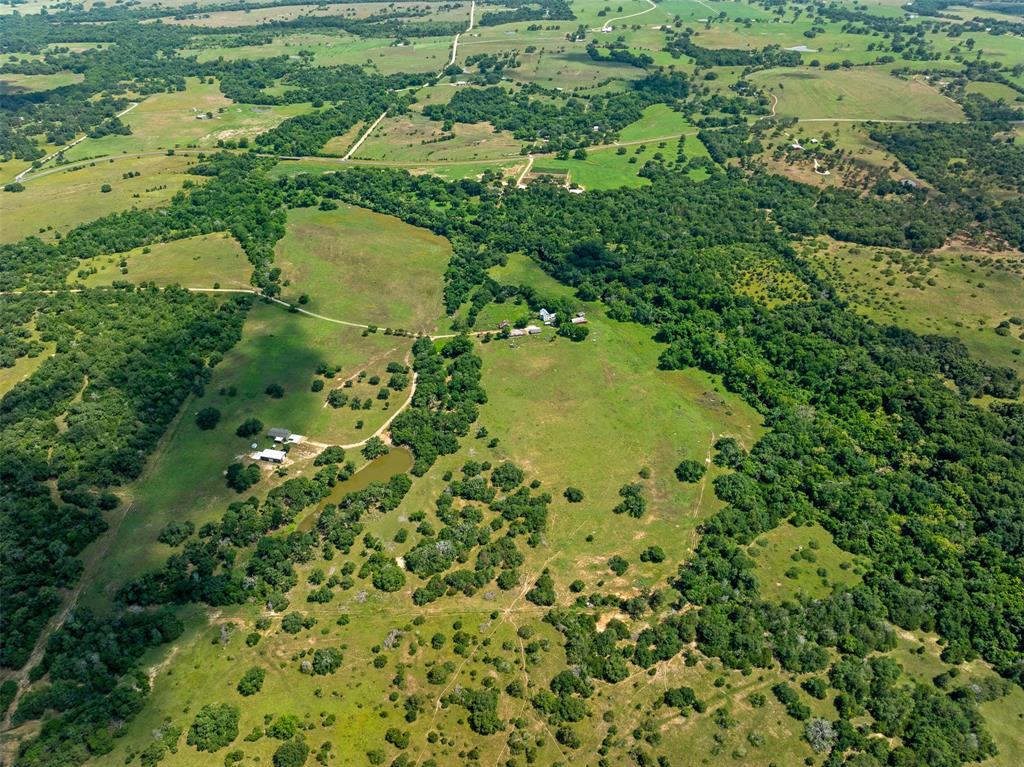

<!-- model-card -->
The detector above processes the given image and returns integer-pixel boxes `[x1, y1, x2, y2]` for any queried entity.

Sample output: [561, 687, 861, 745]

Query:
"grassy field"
[749, 522, 861, 603]
[70, 233, 252, 289]
[62, 78, 311, 161]
[749, 67, 964, 122]
[80, 299, 413, 611]
[165, 1, 470, 27]
[523, 129, 706, 190]
[274, 204, 451, 334]
[805, 238, 1024, 378]
[353, 111, 523, 162]
[188, 33, 452, 75]
[0, 331, 54, 399]
[0, 154, 198, 244]
[0, 70, 84, 94]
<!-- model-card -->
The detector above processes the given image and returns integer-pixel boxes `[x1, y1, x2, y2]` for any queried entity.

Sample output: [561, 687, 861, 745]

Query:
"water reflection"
[296, 446, 413, 532]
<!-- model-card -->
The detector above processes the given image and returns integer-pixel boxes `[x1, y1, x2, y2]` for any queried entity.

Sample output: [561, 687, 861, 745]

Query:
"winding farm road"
[592, 0, 657, 30]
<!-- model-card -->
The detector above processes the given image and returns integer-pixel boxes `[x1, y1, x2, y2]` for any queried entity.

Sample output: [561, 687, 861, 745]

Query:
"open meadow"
[70, 233, 253, 289]
[748, 67, 965, 122]
[62, 78, 312, 161]
[274, 204, 451, 334]
[0, 154, 198, 243]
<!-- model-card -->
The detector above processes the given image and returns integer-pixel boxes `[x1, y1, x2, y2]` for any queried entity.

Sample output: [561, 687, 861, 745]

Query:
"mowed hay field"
[0, 154, 197, 243]
[62, 78, 311, 161]
[353, 111, 523, 163]
[80, 299, 413, 610]
[70, 232, 252, 289]
[275, 204, 451, 334]
[749, 67, 964, 122]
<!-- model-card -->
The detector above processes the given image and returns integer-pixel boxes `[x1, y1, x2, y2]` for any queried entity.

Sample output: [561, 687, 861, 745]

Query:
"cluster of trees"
[869, 120, 1024, 248]
[12, 608, 185, 766]
[422, 72, 690, 151]
[390, 335, 485, 475]
[664, 32, 802, 69]
[476, 0, 573, 27]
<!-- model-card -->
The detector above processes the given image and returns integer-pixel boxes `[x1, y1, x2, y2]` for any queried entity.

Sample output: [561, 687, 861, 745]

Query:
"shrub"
[273, 738, 310, 767]
[195, 407, 221, 430]
[639, 546, 665, 563]
[674, 459, 705, 482]
[187, 703, 240, 752]
[235, 418, 263, 438]
[157, 520, 194, 547]
[362, 436, 389, 460]
[563, 486, 584, 502]
[237, 666, 266, 696]
[490, 461, 525, 492]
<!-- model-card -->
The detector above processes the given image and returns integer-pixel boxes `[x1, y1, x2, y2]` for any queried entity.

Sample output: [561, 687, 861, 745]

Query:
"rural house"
[251, 449, 286, 463]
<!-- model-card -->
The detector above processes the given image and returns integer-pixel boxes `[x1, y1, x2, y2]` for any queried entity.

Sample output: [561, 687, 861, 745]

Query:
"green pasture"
[70, 232, 252, 290]
[79, 299, 412, 611]
[748, 67, 964, 122]
[62, 78, 312, 161]
[188, 33, 452, 75]
[965, 80, 1023, 102]
[689, 19, 883, 66]
[275, 204, 451, 334]
[1, 154, 198, 244]
[749, 521, 861, 603]
[353, 111, 524, 163]
[456, 28, 646, 89]
[0, 71, 84, 94]
[0, 329, 54, 399]
[806, 239, 1024, 378]
[522, 124, 708, 190]
[161, 3, 467, 28]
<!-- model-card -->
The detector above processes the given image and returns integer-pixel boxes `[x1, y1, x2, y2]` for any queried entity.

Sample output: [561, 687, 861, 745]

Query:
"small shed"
[268, 428, 292, 443]
[526, 325, 542, 335]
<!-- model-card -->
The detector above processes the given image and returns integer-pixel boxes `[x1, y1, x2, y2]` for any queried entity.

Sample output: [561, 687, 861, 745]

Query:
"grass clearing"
[0, 71, 84, 94]
[62, 78, 312, 161]
[188, 33, 452, 75]
[0, 331, 55, 399]
[750, 521, 861, 603]
[0, 154, 197, 244]
[70, 233, 252, 289]
[353, 111, 523, 163]
[748, 67, 964, 122]
[275, 204, 451, 334]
